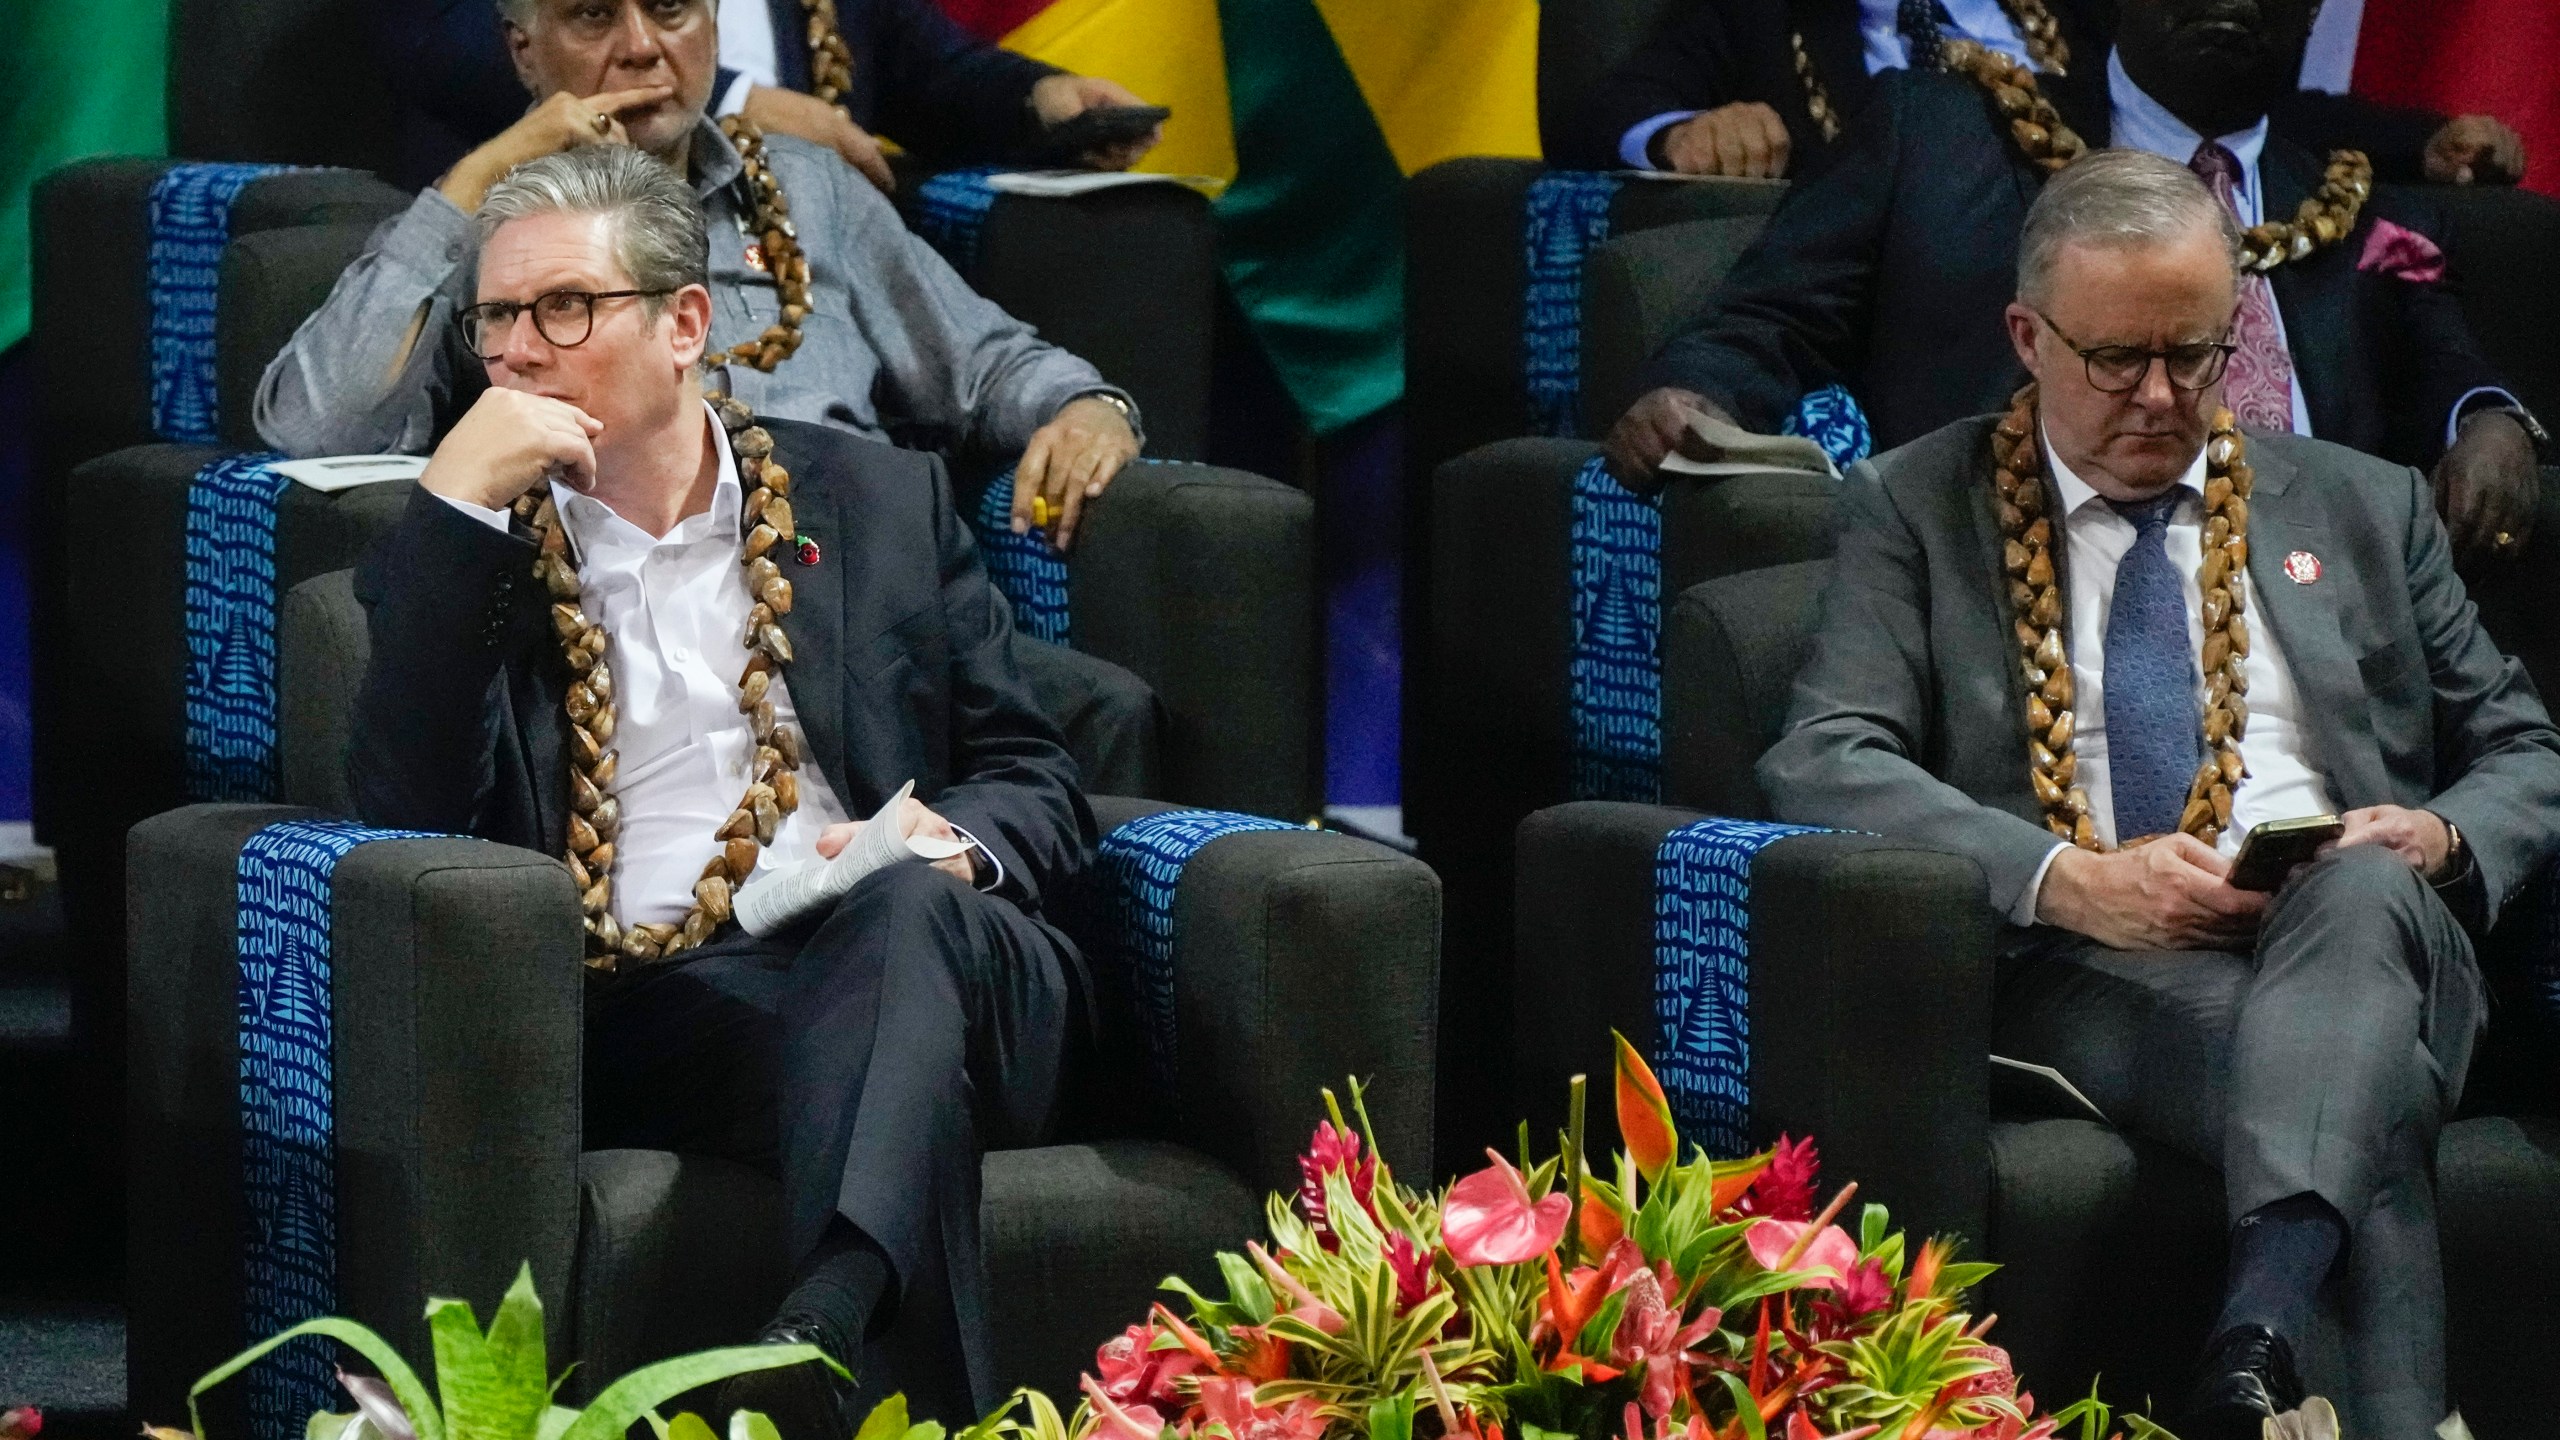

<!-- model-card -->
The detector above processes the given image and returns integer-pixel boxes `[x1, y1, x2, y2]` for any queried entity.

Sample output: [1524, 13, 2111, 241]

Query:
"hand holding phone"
[2227, 814, 2345, 891]
[1035, 104, 1171, 166]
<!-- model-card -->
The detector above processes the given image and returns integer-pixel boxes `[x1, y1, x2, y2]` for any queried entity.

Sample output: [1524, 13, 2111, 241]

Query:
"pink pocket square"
[2357, 218, 2447, 284]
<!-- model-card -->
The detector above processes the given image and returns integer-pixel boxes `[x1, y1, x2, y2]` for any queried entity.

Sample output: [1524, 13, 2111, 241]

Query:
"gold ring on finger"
[2496, 530, 2518, 550]
[590, 111, 613, 135]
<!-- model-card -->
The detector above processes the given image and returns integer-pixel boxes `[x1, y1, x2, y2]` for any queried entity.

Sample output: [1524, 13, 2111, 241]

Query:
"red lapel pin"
[2283, 549, 2321, 584]
[793, 533, 821, 566]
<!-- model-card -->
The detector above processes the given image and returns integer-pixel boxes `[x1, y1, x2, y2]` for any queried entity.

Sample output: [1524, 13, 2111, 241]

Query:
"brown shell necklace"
[512, 393, 804, 970]
[1792, 0, 2072, 143]
[706, 0, 859, 374]
[1993, 386, 2255, 851]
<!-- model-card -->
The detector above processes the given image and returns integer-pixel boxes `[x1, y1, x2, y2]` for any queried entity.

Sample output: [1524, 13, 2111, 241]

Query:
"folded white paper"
[1610, 170, 1790, 191]
[1655, 406, 1842, 480]
[985, 169, 1225, 198]
[731, 780, 973, 937]
[267, 454, 430, 492]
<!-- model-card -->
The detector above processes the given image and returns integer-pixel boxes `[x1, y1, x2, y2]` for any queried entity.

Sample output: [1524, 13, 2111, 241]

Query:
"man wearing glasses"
[1757, 148, 2560, 1439]
[1601, 0, 2545, 576]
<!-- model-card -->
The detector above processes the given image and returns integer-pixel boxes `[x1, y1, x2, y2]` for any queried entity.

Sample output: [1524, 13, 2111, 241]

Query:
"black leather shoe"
[2178, 1325, 2306, 1440]
[717, 1319, 856, 1440]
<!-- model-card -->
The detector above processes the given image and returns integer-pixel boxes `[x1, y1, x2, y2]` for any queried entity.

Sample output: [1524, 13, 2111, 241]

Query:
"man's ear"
[2004, 301, 2044, 376]
[503, 17, 542, 96]
[665, 283, 714, 371]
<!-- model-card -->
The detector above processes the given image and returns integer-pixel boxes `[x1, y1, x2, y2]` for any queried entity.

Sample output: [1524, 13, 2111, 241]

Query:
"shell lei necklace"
[1793, 0, 2072, 143]
[1993, 387, 2255, 851]
[709, 0, 860, 375]
[513, 393, 804, 970]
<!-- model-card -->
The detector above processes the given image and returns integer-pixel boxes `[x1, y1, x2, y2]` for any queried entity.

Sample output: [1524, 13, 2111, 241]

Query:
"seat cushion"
[570, 1140, 1258, 1408]
[2440, 1115, 2560, 1438]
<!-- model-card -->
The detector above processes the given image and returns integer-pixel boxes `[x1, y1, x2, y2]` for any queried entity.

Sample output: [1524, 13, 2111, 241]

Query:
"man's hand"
[741, 84, 896, 193]
[1657, 102, 1793, 179]
[1029, 74, 1163, 170]
[439, 87, 672, 211]
[2432, 409, 2538, 569]
[2033, 835, 2269, 952]
[2330, 804, 2453, 879]
[2423, 115, 2526, 186]
[816, 796, 975, 883]
[420, 388, 604, 509]
[1014, 396, 1139, 550]
[1603, 387, 1730, 492]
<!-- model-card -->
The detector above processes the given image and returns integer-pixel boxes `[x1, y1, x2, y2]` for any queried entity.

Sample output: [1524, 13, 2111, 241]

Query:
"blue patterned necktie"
[2103, 489, 2203, 841]
[1900, 0, 1951, 68]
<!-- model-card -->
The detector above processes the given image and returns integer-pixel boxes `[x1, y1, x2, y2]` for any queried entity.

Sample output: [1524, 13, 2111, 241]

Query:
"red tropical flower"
[1811, 1257, 1895, 1333]
[1444, 1149, 1570, 1268]
[1296, 1120, 1379, 1250]
[1744, 1218, 1859, 1286]
[1093, 1322, 1201, 1410]
[1080, 1374, 1170, 1440]
[1387, 1232, 1436, 1311]
[1738, 1133, 1820, 1221]
[1195, 1379, 1328, 1440]
[1614, 1033, 1680, 1182]
[1608, 1263, 1724, 1418]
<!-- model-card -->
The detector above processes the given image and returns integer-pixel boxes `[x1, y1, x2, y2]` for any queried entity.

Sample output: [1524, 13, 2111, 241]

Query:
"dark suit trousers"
[1992, 845, 2483, 1436]
[584, 862, 1089, 1423]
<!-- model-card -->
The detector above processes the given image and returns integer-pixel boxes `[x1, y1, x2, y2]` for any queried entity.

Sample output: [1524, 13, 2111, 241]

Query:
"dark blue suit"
[372, 0, 1059, 189]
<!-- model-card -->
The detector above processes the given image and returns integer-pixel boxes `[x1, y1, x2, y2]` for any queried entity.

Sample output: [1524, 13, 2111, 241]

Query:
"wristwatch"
[1076, 390, 1136, 425]
[2429, 813, 2470, 887]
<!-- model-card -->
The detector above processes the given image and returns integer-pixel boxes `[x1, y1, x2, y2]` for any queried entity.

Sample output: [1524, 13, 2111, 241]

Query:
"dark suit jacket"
[372, 0, 1060, 189]
[348, 417, 1095, 922]
[1635, 67, 2506, 467]
[1758, 415, 2560, 926]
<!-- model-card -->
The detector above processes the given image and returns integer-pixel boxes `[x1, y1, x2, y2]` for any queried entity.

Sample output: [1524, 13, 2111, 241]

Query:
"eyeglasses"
[2032, 309, 2237, 394]
[459, 288, 672, 361]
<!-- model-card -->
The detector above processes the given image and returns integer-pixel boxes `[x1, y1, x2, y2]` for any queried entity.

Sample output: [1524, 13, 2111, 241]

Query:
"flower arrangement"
[1009, 1036, 2176, 1440]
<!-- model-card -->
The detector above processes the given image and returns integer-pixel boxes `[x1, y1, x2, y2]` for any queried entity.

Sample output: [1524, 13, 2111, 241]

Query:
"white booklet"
[732, 779, 973, 937]
[1655, 406, 1842, 480]
[985, 169, 1226, 198]
[1989, 1054, 2110, 1125]
[267, 454, 429, 492]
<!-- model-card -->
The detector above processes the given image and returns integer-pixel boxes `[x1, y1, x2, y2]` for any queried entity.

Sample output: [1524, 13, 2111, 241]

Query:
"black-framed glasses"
[459, 288, 672, 361]
[2033, 308, 2237, 394]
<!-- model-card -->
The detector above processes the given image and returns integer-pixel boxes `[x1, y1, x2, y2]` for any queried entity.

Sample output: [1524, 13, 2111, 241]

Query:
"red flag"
[2352, 0, 2560, 198]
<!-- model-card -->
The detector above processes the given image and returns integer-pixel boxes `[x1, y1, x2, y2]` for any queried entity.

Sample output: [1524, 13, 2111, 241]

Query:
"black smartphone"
[2227, 814, 2344, 891]
[1036, 104, 1171, 164]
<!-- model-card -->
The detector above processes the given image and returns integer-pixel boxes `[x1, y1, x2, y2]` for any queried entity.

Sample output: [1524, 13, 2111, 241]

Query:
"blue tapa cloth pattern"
[186, 453, 297, 803]
[1570, 454, 1664, 802]
[1523, 171, 1622, 437]
[1654, 817, 1826, 1156]
[912, 168, 1005, 274]
[1096, 809, 1299, 1087]
[150, 162, 297, 444]
[1784, 384, 1875, 471]
[972, 468, 1072, 646]
[237, 819, 435, 1440]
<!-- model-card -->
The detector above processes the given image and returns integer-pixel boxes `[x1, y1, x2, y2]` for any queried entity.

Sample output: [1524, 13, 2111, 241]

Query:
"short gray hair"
[476, 145, 709, 309]
[2017, 148, 2241, 307]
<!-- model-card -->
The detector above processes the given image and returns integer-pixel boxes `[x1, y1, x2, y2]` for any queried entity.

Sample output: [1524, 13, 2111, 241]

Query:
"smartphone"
[1037, 104, 1171, 163]
[2227, 814, 2345, 891]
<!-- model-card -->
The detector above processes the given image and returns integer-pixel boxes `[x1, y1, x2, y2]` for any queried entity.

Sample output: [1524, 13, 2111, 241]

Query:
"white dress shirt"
[2011, 429, 2340, 923]
[715, 0, 781, 117]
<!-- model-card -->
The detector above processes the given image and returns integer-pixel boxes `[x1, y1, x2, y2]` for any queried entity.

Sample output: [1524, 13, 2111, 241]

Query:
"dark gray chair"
[1512, 559, 2560, 1436]
[129, 571, 1441, 1432]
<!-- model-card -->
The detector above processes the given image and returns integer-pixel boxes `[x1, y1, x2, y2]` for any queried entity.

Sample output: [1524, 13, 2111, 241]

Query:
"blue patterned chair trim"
[149, 162, 300, 444]
[235, 819, 438, 1438]
[1570, 455, 1664, 803]
[185, 453, 296, 803]
[971, 467, 1074, 645]
[1782, 383, 1875, 471]
[1094, 808, 1301, 1087]
[911, 167, 1005, 275]
[1522, 171, 1622, 439]
[1653, 817, 1828, 1156]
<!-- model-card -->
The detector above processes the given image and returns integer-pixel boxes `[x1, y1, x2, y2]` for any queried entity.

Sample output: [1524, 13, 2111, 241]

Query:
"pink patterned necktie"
[2189, 142, 2296, 433]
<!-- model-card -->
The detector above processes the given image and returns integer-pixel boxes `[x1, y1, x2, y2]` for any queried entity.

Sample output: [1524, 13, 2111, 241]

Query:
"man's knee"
[2266, 842, 2446, 985]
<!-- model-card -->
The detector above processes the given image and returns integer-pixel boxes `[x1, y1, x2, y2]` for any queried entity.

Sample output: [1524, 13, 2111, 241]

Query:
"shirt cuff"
[716, 71, 758, 119]
[1620, 111, 1702, 170]
[947, 823, 1005, 893]
[435, 490, 513, 532]
[2011, 840, 2069, 927]
[2447, 386, 2527, 450]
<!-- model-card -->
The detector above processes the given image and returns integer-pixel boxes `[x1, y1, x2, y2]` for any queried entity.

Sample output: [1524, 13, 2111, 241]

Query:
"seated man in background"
[1603, 0, 2545, 574]
[1760, 148, 2560, 1439]
[263, 0, 1139, 550]
[376, 0, 1160, 192]
[354, 143, 1090, 1433]
[1554, 0, 2526, 183]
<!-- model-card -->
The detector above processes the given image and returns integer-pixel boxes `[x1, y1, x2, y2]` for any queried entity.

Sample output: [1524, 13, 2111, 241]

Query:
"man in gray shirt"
[258, 0, 1142, 549]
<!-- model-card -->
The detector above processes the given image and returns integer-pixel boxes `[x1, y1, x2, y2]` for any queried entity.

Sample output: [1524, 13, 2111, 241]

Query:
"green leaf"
[307, 1412, 362, 1440]
[558, 1346, 839, 1440]
[725, 1410, 782, 1440]
[1213, 1252, 1276, 1326]
[535, 1409, 579, 1440]
[431, 1266, 551, 1440]
[189, 1318, 444, 1440]
[1364, 1394, 1415, 1440]
[1573, 1289, 1630, 1362]
[1859, 1204, 1890, 1255]
[850, 1394, 913, 1440]
[1711, 1372, 1768, 1440]
[664, 1414, 719, 1440]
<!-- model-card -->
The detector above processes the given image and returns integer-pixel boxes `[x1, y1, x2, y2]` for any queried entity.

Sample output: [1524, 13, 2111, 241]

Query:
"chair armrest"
[127, 804, 584, 1425]
[1071, 465, 1317, 821]
[1515, 801, 1997, 1244]
[1087, 796, 1442, 1190]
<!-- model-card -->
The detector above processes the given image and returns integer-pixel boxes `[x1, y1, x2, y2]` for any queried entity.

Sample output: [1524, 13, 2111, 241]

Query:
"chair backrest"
[1581, 211, 1779, 434]
[217, 219, 395, 450]
[2439, 185, 2560, 426]
[1662, 558, 1835, 817]
[1537, 0, 1686, 156]
[168, 0, 401, 172]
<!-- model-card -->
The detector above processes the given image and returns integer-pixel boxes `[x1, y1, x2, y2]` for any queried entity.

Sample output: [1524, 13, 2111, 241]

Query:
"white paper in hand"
[731, 780, 974, 937]
[1655, 407, 1841, 480]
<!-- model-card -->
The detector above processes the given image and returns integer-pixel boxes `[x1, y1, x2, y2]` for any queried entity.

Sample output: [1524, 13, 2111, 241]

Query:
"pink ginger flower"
[1607, 1264, 1723, 1418]
[1387, 1232, 1436, 1311]
[1937, 1343, 2017, 1404]
[1195, 1379, 1328, 1440]
[1080, 1374, 1170, 1440]
[1296, 1120, 1379, 1250]
[1811, 1257, 1895, 1333]
[1443, 1149, 1570, 1268]
[1094, 1323, 1202, 1410]
[1744, 1217, 1859, 1287]
[1737, 1134, 1820, 1221]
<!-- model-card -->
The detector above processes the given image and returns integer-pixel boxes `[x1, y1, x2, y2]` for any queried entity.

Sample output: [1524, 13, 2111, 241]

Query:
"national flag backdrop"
[2302, 0, 2560, 200]
[940, 0, 1542, 433]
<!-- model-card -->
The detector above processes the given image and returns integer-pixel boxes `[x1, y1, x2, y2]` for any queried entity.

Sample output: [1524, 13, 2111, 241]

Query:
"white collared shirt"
[2012, 430, 2339, 924]
[714, 0, 781, 117]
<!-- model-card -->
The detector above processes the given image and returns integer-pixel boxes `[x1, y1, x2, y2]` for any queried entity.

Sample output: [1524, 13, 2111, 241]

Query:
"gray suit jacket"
[1759, 414, 2560, 929]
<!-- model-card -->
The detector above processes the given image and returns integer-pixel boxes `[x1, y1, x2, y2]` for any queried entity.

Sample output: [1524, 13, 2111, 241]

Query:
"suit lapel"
[2236, 442, 2394, 807]
[1798, 0, 1871, 117]
[2259, 141, 2353, 443]
[769, 432, 854, 805]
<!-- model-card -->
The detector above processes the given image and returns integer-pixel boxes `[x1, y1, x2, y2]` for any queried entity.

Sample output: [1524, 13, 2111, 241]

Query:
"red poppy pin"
[2283, 549, 2321, 584]
[793, 533, 821, 567]
[743, 241, 768, 273]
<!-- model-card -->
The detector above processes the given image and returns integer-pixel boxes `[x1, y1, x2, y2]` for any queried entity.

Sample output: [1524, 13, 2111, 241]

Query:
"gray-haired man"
[1757, 149, 2560, 1438]
[260, 0, 1138, 548]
